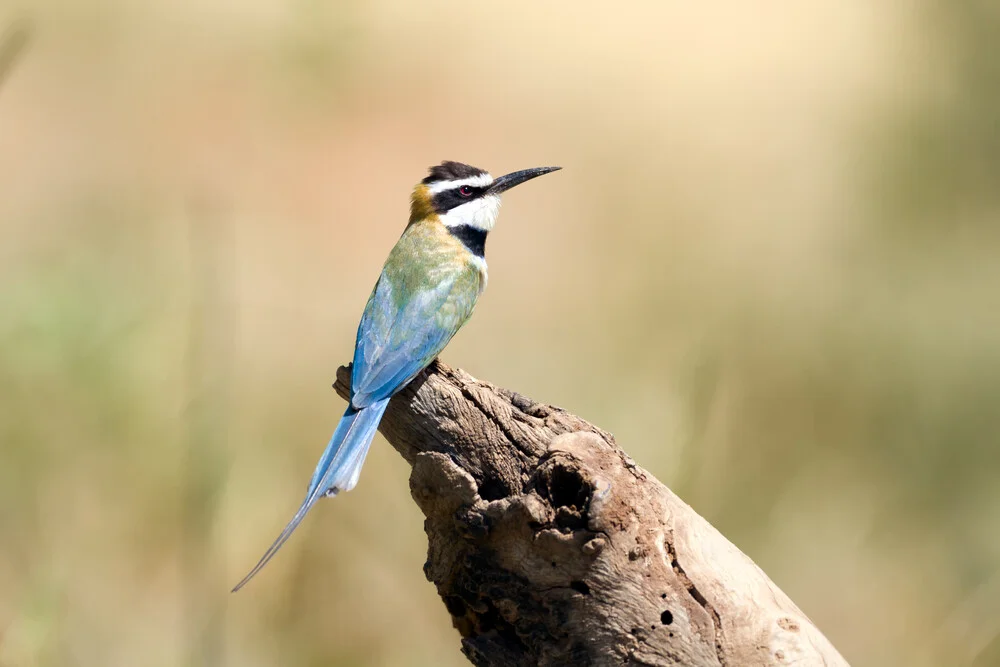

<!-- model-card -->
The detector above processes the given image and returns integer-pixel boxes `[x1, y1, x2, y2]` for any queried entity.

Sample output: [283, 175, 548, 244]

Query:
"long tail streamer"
[231, 397, 390, 592]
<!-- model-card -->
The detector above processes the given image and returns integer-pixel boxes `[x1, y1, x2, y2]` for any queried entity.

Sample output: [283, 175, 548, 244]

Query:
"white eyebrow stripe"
[426, 173, 494, 193]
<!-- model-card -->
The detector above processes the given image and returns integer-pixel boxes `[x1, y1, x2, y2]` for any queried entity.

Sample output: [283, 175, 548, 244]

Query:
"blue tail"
[231, 397, 390, 592]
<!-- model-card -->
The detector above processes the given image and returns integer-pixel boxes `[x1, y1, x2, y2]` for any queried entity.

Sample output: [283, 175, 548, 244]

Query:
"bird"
[232, 160, 561, 591]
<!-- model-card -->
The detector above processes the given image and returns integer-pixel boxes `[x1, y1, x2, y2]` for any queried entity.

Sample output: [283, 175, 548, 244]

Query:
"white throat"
[438, 194, 502, 232]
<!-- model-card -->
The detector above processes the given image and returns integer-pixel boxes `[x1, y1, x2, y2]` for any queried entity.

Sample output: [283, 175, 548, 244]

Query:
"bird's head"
[410, 161, 560, 230]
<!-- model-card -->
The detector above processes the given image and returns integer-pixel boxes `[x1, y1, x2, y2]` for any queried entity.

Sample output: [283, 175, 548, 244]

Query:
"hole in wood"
[543, 464, 591, 509]
[478, 475, 511, 501]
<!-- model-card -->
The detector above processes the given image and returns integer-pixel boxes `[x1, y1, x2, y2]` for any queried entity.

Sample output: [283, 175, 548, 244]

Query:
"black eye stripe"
[432, 185, 488, 213]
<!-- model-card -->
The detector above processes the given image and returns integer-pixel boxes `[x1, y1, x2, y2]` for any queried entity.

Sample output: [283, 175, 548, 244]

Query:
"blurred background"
[1, 1, 999, 665]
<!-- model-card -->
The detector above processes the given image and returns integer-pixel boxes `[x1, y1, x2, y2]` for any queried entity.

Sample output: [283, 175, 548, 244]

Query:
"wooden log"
[334, 360, 849, 667]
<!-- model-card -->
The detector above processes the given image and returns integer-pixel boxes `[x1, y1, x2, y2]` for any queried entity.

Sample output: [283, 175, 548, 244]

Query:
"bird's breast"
[384, 219, 485, 301]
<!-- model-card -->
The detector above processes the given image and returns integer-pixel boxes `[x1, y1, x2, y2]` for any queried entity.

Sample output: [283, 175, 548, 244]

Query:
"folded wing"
[350, 263, 480, 409]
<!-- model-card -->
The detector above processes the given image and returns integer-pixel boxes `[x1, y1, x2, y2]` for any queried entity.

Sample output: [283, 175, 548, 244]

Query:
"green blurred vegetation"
[1, 1, 999, 666]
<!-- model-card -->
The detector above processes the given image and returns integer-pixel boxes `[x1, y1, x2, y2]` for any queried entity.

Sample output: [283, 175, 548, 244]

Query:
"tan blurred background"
[2, 1, 999, 665]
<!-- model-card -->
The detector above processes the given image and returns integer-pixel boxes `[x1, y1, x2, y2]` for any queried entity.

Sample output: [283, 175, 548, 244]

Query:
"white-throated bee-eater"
[232, 161, 561, 591]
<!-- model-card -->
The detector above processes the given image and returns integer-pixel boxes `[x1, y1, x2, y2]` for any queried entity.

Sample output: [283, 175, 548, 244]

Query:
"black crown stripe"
[422, 161, 489, 184]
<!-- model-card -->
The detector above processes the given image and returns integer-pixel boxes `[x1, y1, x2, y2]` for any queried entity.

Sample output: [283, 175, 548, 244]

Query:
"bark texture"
[333, 360, 849, 667]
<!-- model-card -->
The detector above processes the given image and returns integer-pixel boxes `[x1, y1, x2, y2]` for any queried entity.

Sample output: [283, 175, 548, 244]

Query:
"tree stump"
[333, 360, 849, 667]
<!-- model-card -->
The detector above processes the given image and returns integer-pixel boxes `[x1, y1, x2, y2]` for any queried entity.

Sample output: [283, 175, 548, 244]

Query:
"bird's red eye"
[458, 185, 474, 197]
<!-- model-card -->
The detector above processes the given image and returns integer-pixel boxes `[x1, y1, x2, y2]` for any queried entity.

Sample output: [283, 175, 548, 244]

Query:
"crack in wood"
[458, 383, 536, 461]
[665, 529, 726, 666]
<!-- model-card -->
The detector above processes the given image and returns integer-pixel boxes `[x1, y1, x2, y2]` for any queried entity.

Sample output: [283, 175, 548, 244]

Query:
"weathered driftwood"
[333, 360, 849, 667]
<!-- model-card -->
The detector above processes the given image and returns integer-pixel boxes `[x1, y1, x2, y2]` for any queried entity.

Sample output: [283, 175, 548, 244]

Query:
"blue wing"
[349, 265, 479, 409]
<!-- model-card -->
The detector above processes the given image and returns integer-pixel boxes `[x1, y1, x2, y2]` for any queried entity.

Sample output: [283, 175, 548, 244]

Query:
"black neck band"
[449, 225, 487, 257]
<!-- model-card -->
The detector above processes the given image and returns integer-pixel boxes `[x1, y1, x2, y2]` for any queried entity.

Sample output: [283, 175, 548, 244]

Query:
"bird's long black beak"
[488, 166, 561, 195]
